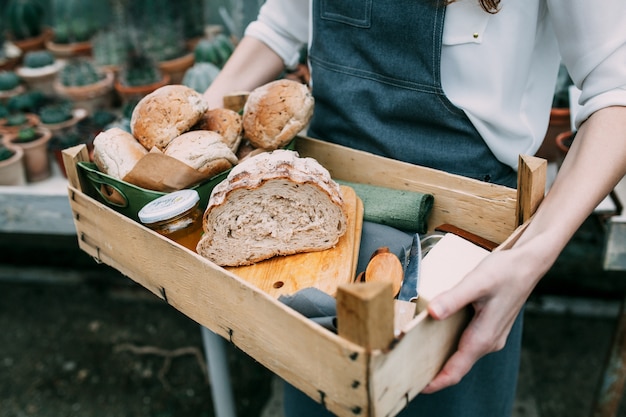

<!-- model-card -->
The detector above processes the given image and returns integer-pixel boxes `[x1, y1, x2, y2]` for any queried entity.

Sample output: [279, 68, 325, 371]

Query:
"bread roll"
[93, 127, 148, 180]
[195, 108, 243, 152]
[130, 84, 208, 151]
[196, 149, 347, 266]
[242, 79, 314, 150]
[164, 130, 238, 177]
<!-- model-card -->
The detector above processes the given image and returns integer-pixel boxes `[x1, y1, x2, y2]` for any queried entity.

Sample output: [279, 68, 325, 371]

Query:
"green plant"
[6, 90, 45, 113]
[0, 143, 15, 161]
[0, 71, 21, 91]
[38, 100, 73, 124]
[193, 35, 234, 68]
[22, 50, 55, 68]
[5, 0, 46, 41]
[50, 0, 101, 44]
[15, 125, 38, 142]
[91, 30, 129, 68]
[118, 49, 163, 87]
[5, 112, 27, 126]
[182, 62, 221, 93]
[58, 58, 105, 87]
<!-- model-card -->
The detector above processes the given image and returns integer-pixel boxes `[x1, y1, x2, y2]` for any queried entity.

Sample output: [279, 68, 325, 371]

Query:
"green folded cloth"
[337, 180, 434, 233]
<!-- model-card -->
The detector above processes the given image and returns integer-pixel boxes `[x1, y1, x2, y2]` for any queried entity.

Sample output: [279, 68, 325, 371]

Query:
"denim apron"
[283, 1, 523, 416]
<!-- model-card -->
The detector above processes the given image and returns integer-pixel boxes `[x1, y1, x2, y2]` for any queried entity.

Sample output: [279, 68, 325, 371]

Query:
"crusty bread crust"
[163, 130, 238, 177]
[242, 79, 314, 150]
[196, 150, 347, 266]
[93, 127, 148, 180]
[195, 108, 243, 152]
[130, 85, 209, 151]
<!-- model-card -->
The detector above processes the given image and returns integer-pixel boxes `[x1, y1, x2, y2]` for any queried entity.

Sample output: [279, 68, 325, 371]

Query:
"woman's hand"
[421, 243, 542, 393]
[421, 105, 626, 394]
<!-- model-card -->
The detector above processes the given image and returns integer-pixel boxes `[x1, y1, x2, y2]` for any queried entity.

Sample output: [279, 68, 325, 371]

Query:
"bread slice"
[197, 149, 347, 266]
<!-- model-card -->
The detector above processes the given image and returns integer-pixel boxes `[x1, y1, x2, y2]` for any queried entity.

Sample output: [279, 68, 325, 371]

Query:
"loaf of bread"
[93, 127, 148, 180]
[163, 130, 238, 177]
[196, 149, 347, 266]
[242, 79, 314, 150]
[195, 108, 243, 152]
[130, 85, 208, 151]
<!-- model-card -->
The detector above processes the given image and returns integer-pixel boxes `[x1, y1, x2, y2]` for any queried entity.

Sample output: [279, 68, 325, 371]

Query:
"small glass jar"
[138, 189, 204, 252]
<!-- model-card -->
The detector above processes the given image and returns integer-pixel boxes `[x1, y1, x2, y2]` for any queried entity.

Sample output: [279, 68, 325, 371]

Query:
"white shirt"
[246, 0, 626, 170]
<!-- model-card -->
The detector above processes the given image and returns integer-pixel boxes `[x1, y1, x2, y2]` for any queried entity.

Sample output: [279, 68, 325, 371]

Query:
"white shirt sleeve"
[548, 0, 626, 128]
[244, 0, 309, 69]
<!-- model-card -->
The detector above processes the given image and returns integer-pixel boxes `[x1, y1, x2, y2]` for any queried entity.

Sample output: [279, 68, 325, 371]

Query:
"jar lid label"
[138, 189, 200, 224]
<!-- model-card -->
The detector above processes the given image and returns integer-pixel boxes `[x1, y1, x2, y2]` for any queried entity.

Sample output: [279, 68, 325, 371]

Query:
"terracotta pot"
[53, 69, 115, 115]
[555, 130, 576, 163]
[0, 144, 26, 185]
[535, 107, 571, 163]
[158, 52, 194, 85]
[16, 60, 65, 96]
[114, 73, 171, 105]
[3, 126, 52, 182]
[0, 84, 25, 104]
[11, 28, 54, 55]
[41, 108, 88, 138]
[45, 40, 93, 58]
[0, 113, 41, 135]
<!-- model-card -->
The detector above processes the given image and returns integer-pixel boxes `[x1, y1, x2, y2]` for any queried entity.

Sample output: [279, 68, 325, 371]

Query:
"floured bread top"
[207, 149, 344, 210]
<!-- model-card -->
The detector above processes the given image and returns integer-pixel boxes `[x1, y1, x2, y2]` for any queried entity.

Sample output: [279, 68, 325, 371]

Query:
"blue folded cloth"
[279, 222, 415, 332]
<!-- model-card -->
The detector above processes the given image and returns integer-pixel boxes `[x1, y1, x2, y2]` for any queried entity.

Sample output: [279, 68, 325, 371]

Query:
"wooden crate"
[62, 136, 546, 417]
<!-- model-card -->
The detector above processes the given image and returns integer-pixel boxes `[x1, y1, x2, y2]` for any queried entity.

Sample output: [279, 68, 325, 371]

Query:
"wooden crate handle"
[516, 154, 547, 225]
[62, 144, 90, 193]
[336, 282, 395, 351]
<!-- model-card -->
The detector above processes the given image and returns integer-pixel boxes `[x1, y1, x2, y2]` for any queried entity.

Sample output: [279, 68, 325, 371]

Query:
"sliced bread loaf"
[197, 149, 347, 266]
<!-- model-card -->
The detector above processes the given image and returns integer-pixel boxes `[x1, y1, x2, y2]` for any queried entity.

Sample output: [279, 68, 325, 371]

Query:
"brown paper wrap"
[122, 148, 220, 193]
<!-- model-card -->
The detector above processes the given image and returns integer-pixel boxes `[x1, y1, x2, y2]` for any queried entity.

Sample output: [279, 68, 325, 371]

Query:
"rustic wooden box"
[62, 136, 546, 417]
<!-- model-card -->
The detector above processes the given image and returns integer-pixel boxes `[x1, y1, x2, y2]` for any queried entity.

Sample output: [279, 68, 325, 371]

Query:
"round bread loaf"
[196, 149, 347, 266]
[93, 127, 148, 180]
[195, 107, 243, 152]
[242, 79, 314, 150]
[163, 130, 238, 177]
[130, 84, 209, 151]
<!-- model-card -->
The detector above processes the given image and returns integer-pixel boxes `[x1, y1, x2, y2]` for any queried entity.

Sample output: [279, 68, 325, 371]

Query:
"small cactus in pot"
[0, 71, 24, 102]
[4, 0, 48, 43]
[16, 50, 63, 95]
[53, 58, 115, 115]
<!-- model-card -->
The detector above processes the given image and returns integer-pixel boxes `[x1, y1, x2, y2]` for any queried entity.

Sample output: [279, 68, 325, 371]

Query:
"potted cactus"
[114, 47, 170, 105]
[45, 0, 106, 57]
[193, 34, 235, 69]
[3, 0, 53, 54]
[53, 57, 115, 115]
[182, 62, 220, 93]
[15, 49, 64, 94]
[2, 124, 52, 182]
[0, 71, 25, 103]
[0, 26, 24, 71]
[0, 109, 40, 134]
[0, 140, 26, 185]
[38, 98, 87, 137]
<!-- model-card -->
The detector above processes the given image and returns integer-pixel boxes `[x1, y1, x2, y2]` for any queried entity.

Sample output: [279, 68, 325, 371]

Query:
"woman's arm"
[422, 105, 626, 393]
[203, 36, 286, 108]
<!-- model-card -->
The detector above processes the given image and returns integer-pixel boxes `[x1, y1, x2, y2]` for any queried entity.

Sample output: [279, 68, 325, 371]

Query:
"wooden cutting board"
[226, 186, 363, 298]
